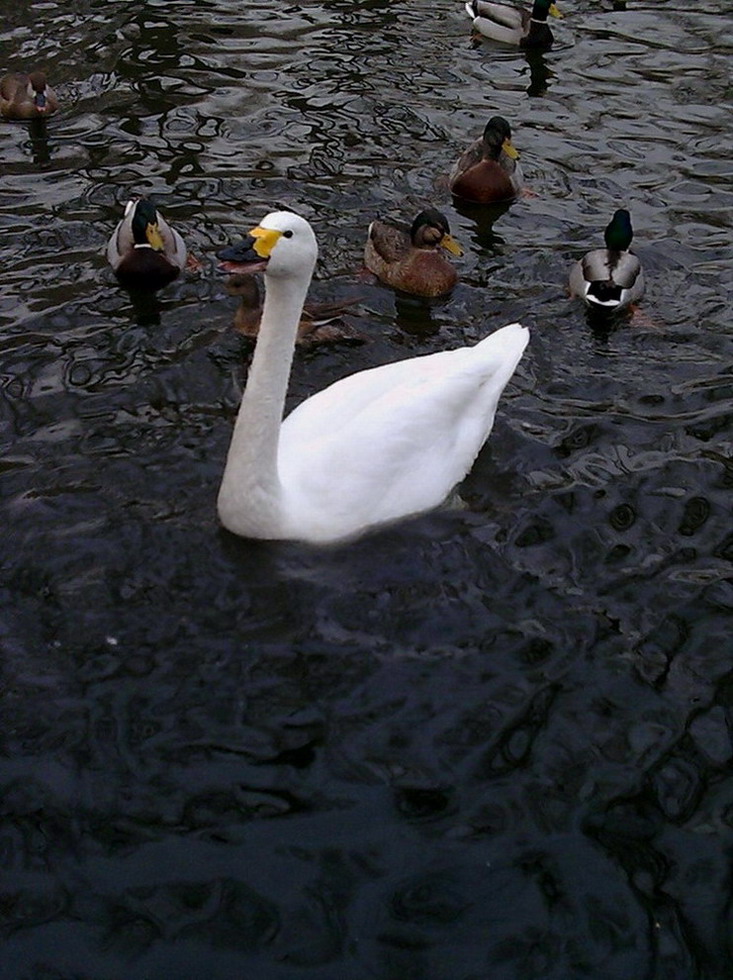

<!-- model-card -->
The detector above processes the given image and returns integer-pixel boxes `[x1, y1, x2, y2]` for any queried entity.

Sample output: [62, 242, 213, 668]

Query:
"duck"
[450, 117, 523, 204]
[106, 197, 187, 289]
[0, 71, 58, 119]
[465, 0, 562, 48]
[215, 210, 529, 545]
[569, 209, 645, 311]
[223, 273, 362, 345]
[364, 209, 463, 297]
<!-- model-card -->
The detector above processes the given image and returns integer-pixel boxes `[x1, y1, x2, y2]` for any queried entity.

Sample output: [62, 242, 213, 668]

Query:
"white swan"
[216, 211, 529, 545]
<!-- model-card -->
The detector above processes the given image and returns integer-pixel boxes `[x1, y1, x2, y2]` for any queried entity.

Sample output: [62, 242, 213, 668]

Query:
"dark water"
[2, 1, 733, 977]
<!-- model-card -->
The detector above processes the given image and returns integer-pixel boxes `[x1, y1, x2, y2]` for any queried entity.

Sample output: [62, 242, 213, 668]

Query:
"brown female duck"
[364, 209, 462, 298]
[225, 274, 362, 345]
[0, 71, 58, 119]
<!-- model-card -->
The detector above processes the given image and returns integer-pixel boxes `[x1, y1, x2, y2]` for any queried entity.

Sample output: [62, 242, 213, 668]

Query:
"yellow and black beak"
[549, 3, 563, 17]
[248, 225, 285, 259]
[217, 224, 284, 272]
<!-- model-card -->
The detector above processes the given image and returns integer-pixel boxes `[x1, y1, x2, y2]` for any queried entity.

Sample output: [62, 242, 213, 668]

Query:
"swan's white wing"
[278, 323, 528, 542]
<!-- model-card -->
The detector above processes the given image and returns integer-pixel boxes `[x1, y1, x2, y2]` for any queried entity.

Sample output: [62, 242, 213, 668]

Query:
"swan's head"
[217, 211, 318, 281]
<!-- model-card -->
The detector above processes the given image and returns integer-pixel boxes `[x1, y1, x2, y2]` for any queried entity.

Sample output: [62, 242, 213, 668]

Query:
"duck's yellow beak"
[441, 234, 463, 257]
[249, 226, 284, 259]
[502, 138, 520, 160]
[549, 3, 563, 17]
[146, 222, 165, 251]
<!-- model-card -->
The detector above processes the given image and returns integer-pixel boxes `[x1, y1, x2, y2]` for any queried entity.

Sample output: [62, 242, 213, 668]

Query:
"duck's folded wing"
[106, 217, 134, 267]
[469, 1, 526, 28]
[158, 216, 187, 267]
[610, 251, 642, 289]
[449, 140, 484, 184]
[366, 220, 411, 263]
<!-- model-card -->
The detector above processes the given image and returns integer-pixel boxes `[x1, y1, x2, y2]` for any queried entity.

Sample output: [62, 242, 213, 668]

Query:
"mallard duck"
[223, 273, 362, 345]
[465, 0, 562, 48]
[364, 209, 463, 298]
[569, 209, 645, 311]
[450, 117, 523, 204]
[215, 211, 529, 544]
[106, 197, 187, 289]
[0, 71, 58, 119]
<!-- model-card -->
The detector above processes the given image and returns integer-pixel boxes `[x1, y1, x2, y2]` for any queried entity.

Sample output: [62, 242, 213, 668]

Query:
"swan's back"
[278, 322, 529, 542]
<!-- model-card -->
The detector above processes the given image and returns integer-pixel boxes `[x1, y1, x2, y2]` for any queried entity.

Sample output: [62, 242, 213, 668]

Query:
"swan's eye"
[283, 230, 293, 239]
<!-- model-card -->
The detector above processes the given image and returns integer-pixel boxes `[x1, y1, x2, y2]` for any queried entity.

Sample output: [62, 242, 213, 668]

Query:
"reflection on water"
[521, 50, 554, 98]
[1, 1, 733, 978]
[453, 197, 513, 252]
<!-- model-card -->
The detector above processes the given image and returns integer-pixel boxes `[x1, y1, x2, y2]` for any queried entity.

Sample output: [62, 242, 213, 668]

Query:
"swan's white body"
[218, 212, 529, 545]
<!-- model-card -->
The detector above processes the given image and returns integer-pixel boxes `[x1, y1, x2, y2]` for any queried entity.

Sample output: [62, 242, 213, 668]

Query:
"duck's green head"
[483, 116, 519, 160]
[532, 0, 562, 19]
[604, 209, 634, 251]
[131, 198, 165, 251]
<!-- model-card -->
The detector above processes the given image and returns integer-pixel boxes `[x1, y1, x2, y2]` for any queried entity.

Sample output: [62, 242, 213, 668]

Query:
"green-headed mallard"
[465, 0, 562, 48]
[0, 71, 58, 119]
[223, 273, 362, 345]
[107, 197, 187, 290]
[450, 117, 523, 204]
[569, 209, 645, 311]
[215, 210, 529, 544]
[364, 209, 463, 298]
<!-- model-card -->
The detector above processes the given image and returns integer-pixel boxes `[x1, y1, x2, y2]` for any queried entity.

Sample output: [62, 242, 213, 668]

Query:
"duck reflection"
[452, 198, 512, 253]
[126, 287, 165, 326]
[582, 302, 637, 344]
[393, 292, 444, 338]
[521, 49, 553, 97]
[25, 117, 52, 165]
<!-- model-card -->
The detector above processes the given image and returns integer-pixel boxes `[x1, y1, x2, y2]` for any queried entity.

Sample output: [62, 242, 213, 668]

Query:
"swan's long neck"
[218, 266, 311, 536]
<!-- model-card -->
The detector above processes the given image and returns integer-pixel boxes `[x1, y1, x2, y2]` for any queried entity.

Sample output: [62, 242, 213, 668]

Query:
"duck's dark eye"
[283, 230, 293, 238]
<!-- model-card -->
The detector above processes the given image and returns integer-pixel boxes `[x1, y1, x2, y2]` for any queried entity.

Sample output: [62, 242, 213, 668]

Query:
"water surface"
[1, 2, 733, 978]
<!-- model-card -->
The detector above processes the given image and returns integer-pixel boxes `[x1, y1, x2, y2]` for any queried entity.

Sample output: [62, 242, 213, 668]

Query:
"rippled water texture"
[2, 1, 733, 978]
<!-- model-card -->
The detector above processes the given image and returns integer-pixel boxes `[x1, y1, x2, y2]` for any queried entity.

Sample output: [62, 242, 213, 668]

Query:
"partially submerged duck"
[450, 117, 523, 204]
[569, 209, 645, 312]
[0, 71, 58, 119]
[215, 210, 529, 544]
[364, 209, 463, 298]
[224, 274, 362, 345]
[465, 0, 562, 48]
[107, 198, 187, 290]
